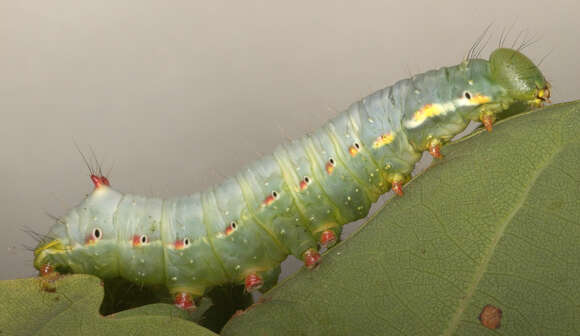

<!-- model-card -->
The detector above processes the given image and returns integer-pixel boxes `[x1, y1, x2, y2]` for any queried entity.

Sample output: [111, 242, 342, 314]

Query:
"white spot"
[171, 276, 177, 281]
[189, 259, 194, 264]
[414, 89, 420, 95]
[368, 118, 374, 123]
[468, 80, 474, 85]
[235, 265, 241, 270]
[355, 188, 359, 192]
[280, 229, 286, 234]
[140, 259, 145, 264]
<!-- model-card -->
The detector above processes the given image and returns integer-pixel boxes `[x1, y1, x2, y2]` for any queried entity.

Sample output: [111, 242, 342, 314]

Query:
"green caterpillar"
[33, 48, 550, 310]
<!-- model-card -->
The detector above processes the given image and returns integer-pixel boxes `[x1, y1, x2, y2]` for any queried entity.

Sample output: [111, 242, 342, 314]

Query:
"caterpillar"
[33, 48, 550, 311]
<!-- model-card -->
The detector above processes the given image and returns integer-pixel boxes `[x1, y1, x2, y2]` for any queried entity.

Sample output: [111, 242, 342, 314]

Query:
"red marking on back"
[299, 180, 308, 191]
[90, 175, 110, 189]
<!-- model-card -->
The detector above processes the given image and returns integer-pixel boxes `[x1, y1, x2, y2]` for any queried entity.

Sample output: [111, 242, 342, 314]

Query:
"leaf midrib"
[442, 145, 562, 336]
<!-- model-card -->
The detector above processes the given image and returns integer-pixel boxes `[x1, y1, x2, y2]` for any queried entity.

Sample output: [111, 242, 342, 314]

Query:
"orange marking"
[348, 145, 358, 157]
[132, 234, 148, 247]
[411, 104, 444, 122]
[372, 133, 395, 148]
[299, 180, 308, 190]
[174, 239, 185, 250]
[85, 236, 97, 245]
[262, 194, 276, 206]
[225, 223, 236, 236]
[325, 162, 334, 175]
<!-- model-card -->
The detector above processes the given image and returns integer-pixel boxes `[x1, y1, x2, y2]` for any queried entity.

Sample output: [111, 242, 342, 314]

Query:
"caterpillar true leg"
[480, 112, 496, 132]
[38, 264, 59, 292]
[428, 139, 443, 159]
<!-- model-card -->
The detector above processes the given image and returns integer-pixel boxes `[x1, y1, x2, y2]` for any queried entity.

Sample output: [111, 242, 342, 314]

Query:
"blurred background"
[1, 0, 578, 280]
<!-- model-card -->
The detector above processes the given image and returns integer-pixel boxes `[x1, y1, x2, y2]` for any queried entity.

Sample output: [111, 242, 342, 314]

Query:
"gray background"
[1, 0, 578, 280]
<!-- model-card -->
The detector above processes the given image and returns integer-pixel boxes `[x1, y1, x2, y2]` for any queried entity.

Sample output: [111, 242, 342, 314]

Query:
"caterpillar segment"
[33, 48, 550, 310]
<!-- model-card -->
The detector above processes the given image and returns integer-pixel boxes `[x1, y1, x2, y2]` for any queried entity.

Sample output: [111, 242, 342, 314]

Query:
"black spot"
[304, 176, 311, 184]
[231, 221, 237, 229]
[464, 91, 472, 99]
[184, 238, 190, 246]
[93, 228, 102, 240]
[354, 142, 360, 149]
[329, 157, 335, 166]
[140, 235, 148, 244]
[272, 191, 279, 199]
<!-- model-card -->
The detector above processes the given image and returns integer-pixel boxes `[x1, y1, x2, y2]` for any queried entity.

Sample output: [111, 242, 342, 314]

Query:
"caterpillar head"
[455, 48, 549, 127]
[489, 48, 550, 107]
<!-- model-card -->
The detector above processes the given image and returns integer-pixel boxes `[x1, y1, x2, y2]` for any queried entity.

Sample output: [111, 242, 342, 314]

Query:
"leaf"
[222, 101, 580, 335]
[0, 274, 217, 336]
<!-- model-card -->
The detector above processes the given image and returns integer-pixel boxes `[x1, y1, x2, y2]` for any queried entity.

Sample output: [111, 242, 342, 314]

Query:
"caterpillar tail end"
[174, 292, 196, 311]
[303, 248, 321, 269]
[244, 273, 263, 292]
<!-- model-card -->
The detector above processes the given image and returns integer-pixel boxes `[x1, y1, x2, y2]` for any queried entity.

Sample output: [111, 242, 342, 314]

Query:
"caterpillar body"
[34, 48, 550, 310]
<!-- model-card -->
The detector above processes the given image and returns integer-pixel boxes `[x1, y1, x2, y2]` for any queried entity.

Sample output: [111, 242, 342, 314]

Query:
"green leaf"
[0, 274, 217, 336]
[222, 101, 580, 335]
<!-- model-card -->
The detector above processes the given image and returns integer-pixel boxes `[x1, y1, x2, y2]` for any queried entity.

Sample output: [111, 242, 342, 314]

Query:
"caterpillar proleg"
[34, 48, 550, 310]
